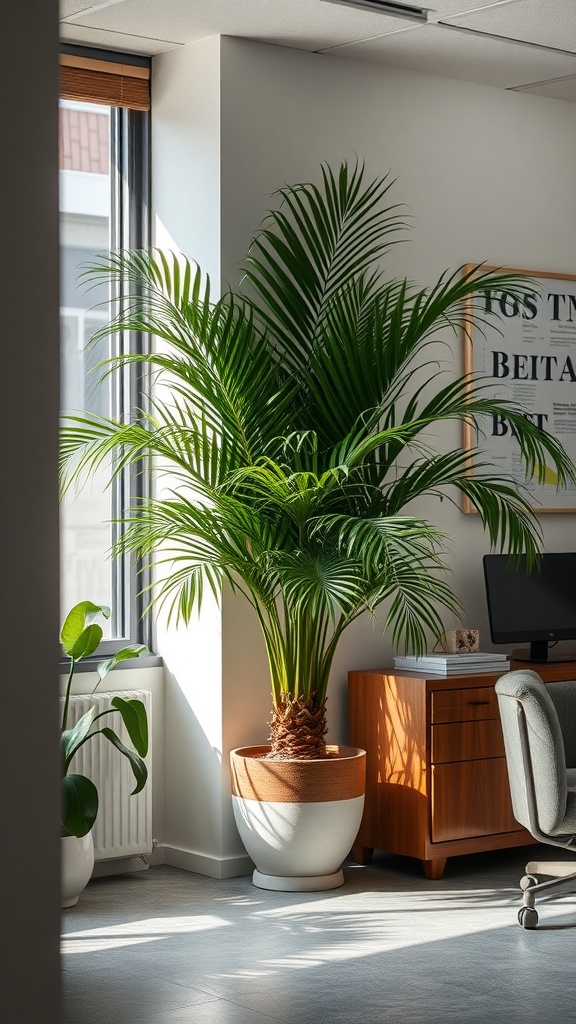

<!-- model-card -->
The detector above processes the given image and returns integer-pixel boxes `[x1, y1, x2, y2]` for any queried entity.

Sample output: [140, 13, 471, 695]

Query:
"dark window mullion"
[109, 104, 126, 642]
[108, 104, 153, 648]
[119, 106, 152, 650]
[128, 109, 153, 651]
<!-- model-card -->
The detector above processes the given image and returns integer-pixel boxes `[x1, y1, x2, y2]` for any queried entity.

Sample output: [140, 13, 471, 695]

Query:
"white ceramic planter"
[61, 832, 95, 909]
[230, 744, 366, 891]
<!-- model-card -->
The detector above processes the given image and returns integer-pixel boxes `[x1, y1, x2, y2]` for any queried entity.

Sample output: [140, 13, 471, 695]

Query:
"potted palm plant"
[61, 600, 148, 907]
[60, 162, 575, 890]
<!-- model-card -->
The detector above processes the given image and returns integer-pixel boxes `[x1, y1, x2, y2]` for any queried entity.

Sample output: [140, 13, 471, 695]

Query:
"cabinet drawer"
[431, 758, 523, 842]
[431, 719, 505, 763]
[431, 686, 499, 724]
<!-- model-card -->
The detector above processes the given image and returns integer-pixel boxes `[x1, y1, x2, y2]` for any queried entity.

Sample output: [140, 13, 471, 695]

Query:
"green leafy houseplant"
[61, 601, 149, 837]
[60, 162, 576, 761]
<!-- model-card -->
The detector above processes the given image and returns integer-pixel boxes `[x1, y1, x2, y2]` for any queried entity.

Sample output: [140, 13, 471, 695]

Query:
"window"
[59, 49, 151, 650]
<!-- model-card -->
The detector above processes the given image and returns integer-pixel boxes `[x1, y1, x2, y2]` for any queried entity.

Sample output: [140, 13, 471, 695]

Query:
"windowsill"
[59, 652, 163, 674]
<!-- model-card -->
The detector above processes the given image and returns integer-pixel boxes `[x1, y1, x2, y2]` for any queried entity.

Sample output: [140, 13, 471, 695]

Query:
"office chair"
[495, 669, 576, 928]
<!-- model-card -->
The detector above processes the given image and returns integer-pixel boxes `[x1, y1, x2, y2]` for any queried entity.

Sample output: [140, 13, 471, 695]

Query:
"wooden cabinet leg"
[351, 842, 374, 865]
[423, 857, 447, 880]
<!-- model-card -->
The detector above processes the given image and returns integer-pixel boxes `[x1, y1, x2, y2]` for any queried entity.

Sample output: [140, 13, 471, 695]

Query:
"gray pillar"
[0, 3, 62, 1021]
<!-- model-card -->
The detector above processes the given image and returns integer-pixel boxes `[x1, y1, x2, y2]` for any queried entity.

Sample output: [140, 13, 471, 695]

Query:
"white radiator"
[64, 690, 153, 862]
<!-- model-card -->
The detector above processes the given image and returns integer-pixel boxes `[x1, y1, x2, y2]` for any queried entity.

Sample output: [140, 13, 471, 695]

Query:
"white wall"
[152, 35, 222, 280]
[153, 37, 252, 876]
[151, 35, 576, 874]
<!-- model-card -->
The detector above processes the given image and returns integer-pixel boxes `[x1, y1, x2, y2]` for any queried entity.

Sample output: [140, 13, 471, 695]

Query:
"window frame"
[60, 46, 154, 664]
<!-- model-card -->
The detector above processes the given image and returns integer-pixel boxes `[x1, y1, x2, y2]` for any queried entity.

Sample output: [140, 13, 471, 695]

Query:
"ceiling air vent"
[320, 0, 430, 21]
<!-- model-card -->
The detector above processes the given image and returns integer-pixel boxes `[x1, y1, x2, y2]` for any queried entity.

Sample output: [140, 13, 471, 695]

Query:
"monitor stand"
[512, 642, 576, 664]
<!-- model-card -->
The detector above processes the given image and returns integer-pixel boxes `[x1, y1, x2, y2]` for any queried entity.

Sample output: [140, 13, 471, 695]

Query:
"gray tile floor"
[61, 845, 576, 1024]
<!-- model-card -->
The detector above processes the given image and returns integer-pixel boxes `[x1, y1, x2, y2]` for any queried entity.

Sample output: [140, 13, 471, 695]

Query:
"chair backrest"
[547, 679, 576, 769]
[495, 669, 568, 837]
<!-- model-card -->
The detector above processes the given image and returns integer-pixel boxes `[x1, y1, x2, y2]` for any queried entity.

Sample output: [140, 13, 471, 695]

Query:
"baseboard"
[160, 844, 253, 879]
[148, 843, 166, 867]
[92, 856, 150, 878]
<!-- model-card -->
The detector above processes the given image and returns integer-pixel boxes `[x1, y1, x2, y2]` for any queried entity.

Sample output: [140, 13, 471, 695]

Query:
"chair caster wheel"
[518, 907, 538, 929]
[520, 875, 537, 891]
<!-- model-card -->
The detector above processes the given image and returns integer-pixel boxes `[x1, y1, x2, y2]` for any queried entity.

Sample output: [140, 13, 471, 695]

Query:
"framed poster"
[462, 265, 576, 513]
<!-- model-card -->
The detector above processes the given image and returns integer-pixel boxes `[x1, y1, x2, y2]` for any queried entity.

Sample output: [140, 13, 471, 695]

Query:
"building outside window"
[59, 99, 113, 633]
[59, 52, 151, 649]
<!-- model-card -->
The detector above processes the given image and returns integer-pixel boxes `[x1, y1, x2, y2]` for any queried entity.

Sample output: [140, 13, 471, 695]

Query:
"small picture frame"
[438, 629, 480, 654]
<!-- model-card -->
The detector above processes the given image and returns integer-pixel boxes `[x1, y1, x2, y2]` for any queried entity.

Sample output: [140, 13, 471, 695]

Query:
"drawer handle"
[468, 700, 490, 705]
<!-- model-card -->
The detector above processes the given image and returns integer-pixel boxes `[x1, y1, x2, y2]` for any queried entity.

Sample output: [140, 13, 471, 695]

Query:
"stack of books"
[393, 651, 510, 675]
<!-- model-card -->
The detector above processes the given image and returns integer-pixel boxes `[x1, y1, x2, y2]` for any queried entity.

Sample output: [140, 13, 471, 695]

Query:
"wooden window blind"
[60, 54, 150, 111]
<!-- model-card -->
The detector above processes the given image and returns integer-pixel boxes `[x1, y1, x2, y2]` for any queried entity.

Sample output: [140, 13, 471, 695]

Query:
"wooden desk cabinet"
[348, 660, 576, 879]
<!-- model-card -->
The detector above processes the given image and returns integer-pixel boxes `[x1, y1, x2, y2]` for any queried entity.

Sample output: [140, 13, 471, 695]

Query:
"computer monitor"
[483, 552, 576, 663]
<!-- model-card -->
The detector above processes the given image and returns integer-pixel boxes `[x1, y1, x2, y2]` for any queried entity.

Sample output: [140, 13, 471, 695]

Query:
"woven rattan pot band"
[230, 745, 366, 803]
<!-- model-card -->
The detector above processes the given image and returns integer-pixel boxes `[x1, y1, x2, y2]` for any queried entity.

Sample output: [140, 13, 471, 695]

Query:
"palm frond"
[383, 561, 462, 655]
[242, 161, 407, 363]
[457, 476, 543, 563]
[60, 162, 576, 710]
[267, 550, 365, 621]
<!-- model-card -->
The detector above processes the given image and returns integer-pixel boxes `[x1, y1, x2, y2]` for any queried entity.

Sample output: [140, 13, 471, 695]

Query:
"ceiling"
[60, 0, 576, 103]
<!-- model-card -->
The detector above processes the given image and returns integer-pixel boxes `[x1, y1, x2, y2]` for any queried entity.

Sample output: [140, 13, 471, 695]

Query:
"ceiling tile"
[331, 22, 576, 88]
[441, 0, 576, 54]
[316, 0, 515, 20]
[61, 0, 431, 51]
[426, 0, 531, 15]
[57, 0, 576, 101]
[59, 22, 178, 55]
[60, 0, 96, 16]
[513, 75, 576, 101]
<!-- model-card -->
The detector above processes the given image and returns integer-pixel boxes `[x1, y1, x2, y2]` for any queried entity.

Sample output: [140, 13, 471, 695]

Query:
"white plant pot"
[61, 832, 95, 909]
[230, 745, 365, 891]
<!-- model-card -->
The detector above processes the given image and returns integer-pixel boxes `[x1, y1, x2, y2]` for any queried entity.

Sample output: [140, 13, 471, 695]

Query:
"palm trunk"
[267, 694, 328, 759]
